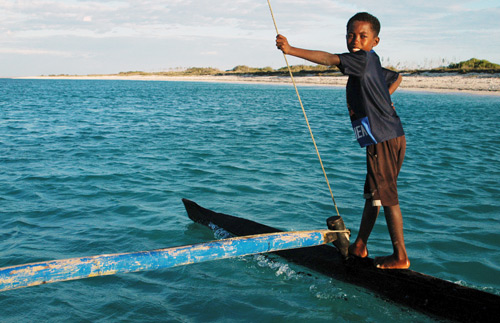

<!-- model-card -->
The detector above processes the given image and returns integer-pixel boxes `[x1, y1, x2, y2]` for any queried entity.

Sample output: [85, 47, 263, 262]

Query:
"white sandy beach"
[19, 73, 500, 96]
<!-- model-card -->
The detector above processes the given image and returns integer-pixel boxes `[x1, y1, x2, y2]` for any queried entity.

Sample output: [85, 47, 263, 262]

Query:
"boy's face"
[346, 20, 380, 53]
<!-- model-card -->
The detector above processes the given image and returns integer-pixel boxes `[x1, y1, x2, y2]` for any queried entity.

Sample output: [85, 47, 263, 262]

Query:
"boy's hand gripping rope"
[267, 0, 341, 217]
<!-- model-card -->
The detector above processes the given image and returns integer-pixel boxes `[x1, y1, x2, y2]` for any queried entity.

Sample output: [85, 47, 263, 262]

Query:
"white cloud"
[201, 51, 218, 56]
[0, 47, 73, 56]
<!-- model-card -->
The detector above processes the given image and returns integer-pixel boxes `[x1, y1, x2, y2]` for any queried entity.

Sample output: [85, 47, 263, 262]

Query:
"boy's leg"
[374, 204, 410, 269]
[348, 199, 380, 258]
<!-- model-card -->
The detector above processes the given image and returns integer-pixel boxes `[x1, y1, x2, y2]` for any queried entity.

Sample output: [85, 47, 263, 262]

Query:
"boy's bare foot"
[374, 255, 410, 269]
[348, 241, 368, 258]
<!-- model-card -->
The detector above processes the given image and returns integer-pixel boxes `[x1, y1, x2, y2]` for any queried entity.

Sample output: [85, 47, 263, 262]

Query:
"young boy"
[276, 12, 410, 269]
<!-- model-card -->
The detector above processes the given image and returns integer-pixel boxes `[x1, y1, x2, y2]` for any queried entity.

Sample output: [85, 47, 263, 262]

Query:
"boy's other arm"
[388, 74, 402, 95]
[276, 34, 340, 67]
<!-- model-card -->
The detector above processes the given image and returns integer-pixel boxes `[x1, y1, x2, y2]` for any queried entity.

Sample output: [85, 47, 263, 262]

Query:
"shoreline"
[15, 73, 500, 96]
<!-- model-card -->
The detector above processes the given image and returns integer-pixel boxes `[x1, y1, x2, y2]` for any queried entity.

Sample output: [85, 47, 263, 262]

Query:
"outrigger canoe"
[182, 198, 500, 323]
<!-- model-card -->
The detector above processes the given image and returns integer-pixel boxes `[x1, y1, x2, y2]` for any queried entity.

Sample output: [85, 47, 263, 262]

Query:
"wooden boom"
[182, 198, 500, 323]
[0, 229, 339, 292]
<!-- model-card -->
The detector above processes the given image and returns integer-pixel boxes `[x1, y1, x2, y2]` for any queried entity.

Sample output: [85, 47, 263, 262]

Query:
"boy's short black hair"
[347, 12, 381, 36]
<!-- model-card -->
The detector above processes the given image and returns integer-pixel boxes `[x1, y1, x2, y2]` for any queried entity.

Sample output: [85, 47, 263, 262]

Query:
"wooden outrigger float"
[182, 198, 500, 323]
[0, 216, 346, 292]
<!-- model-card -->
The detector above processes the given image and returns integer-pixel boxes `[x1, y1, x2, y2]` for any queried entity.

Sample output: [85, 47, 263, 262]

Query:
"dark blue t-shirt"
[338, 50, 404, 147]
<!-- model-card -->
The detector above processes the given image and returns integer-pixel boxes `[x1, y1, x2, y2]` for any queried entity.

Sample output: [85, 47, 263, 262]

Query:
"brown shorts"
[364, 135, 406, 207]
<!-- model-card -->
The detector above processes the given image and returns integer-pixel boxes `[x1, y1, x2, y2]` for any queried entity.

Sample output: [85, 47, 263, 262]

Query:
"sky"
[1, 0, 499, 77]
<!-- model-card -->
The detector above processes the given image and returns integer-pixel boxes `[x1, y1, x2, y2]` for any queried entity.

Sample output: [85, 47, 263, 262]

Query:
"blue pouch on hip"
[352, 117, 377, 147]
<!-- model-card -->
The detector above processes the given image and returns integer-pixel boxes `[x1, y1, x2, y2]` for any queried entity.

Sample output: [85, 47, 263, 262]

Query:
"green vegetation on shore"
[420, 58, 500, 74]
[114, 64, 342, 77]
[49, 58, 499, 78]
[124, 58, 500, 76]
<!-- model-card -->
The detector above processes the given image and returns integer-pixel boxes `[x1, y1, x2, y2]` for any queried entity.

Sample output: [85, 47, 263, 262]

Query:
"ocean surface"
[0, 78, 499, 322]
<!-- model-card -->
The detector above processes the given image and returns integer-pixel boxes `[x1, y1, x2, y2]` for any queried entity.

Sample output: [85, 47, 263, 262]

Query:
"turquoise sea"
[1, 78, 499, 322]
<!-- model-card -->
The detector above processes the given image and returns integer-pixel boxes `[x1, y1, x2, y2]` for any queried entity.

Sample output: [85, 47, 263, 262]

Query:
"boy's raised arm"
[276, 34, 340, 67]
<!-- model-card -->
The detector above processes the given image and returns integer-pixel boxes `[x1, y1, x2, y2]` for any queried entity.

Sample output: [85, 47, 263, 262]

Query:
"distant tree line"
[448, 58, 499, 70]
[115, 58, 499, 77]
